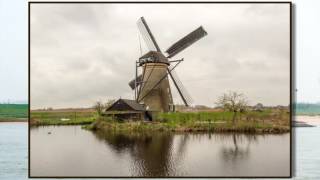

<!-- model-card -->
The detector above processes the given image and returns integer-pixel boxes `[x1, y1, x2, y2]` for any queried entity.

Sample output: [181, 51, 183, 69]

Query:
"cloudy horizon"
[30, 3, 290, 109]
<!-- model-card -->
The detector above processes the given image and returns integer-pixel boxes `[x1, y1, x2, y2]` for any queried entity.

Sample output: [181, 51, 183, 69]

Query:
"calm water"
[0, 122, 28, 180]
[30, 125, 290, 177]
[293, 127, 320, 179]
[1, 122, 319, 179]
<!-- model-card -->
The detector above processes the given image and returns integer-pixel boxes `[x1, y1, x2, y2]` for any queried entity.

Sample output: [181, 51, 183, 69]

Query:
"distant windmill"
[129, 17, 207, 112]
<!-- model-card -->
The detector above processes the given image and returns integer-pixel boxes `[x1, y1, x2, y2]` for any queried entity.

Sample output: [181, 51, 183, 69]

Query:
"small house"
[104, 98, 151, 121]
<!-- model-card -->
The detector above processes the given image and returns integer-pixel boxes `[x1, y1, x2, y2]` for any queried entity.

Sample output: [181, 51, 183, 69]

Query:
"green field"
[0, 104, 28, 121]
[156, 109, 281, 123]
[295, 103, 320, 115]
[30, 110, 97, 125]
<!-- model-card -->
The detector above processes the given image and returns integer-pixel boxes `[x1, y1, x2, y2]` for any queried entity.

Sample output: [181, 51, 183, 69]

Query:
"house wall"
[113, 113, 144, 121]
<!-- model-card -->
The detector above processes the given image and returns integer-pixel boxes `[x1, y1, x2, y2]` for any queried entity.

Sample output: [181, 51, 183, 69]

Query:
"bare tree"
[93, 101, 104, 116]
[215, 91, 249, 125]
[104, 99, 116, 110]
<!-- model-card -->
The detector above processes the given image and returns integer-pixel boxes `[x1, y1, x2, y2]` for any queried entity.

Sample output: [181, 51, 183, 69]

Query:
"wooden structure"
[104, 99, 151, 121]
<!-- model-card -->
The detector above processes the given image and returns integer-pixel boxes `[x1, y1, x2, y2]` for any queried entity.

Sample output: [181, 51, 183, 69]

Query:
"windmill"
[129, 17, 207, 112]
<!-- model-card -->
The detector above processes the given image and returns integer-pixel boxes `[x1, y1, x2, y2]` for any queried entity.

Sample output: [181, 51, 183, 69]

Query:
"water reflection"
[93, 131, 267, 176]
[220, 134, 257, 162]
[30, 126, 290, 177]
[94, 131, 175, 176]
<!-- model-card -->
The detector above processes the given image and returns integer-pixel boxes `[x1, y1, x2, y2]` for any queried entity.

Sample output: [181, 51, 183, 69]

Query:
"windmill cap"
[138, 51, 169, 65]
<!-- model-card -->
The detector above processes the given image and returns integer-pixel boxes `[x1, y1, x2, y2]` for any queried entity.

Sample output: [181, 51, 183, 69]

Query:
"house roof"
[106, 98, 146, 111]
[121, 99, 146, 111]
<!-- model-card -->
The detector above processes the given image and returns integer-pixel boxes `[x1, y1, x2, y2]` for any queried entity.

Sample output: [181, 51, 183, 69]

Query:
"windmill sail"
[166, 26, 207, 58]
[167, 68, 193, 106]
[137, 17, 161, 52]
[129, 74, 143, 90]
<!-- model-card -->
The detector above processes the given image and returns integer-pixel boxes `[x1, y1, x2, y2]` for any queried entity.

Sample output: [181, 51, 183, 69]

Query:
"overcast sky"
[295, 0, 320, 104]
[30, 3, 290, 109]
[0, 0, 27, 104]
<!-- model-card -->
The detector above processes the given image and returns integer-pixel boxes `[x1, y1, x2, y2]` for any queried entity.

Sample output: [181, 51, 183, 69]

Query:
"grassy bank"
[89, 110, 290, 134]
[31, 109, 290, 133]
[0, 104, 28, 121]
[30, 110, 96, 126]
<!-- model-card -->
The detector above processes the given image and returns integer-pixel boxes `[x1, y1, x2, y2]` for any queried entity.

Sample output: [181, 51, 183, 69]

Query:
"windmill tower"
[129, 17, 207, 112]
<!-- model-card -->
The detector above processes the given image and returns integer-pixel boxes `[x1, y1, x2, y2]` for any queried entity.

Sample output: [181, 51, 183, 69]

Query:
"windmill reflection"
[93, 130, 179, 176]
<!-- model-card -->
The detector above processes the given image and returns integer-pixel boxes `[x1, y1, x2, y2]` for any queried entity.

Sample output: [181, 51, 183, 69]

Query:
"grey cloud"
[31, 3, 290, 108]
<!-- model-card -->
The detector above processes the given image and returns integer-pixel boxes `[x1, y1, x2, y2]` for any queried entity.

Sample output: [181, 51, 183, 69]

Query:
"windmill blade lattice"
[168, 67, 193, 106]
[166, 26, 207, 58]
[137, 17, 161, 52]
